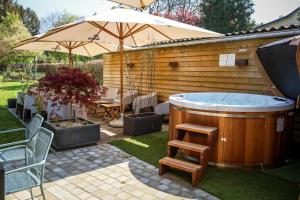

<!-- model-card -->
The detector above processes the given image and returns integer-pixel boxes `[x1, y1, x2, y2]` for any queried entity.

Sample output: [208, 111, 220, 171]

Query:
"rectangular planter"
[124, 112, 162, 136]
[44, 118, 100, 150]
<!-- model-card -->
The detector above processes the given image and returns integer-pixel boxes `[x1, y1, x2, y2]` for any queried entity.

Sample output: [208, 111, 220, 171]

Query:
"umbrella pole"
[109, 23, 124, 128]
[120, 23, 124, 113]
[68, 48, 73, 68]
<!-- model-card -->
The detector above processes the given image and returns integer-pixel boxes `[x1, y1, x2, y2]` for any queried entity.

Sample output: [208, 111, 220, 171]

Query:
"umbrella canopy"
[38, 8, 223, 47]
[15, 33, 133, 67]
[36, 7, 223, 125]
[108, 0, 156, 9]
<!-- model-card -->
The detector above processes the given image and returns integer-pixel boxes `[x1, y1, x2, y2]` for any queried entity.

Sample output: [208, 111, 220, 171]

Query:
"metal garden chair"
[3, 127, 54, 200]
[0, 114, 43, 162]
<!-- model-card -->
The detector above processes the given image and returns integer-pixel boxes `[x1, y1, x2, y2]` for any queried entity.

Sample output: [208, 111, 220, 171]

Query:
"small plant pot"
[44, 118, 100, 150]
[7, 98, 17, 109]
[124, 112, 162, 136]
[39, 111, 48, 121]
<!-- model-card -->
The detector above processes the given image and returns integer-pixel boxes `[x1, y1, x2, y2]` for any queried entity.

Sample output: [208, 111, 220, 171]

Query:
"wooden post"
[119, 23, 124, 112]
[0, 162, 4, 200]
[68, 48, 73, 68]
[296, 43, 300, 76]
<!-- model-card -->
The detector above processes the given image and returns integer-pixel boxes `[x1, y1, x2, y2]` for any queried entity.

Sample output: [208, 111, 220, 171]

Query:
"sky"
[17, 0, 300, 24]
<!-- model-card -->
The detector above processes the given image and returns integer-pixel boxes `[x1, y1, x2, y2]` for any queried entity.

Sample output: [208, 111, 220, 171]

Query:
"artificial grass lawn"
[0, 80, 26, 144]
[110, 131, 299, 200]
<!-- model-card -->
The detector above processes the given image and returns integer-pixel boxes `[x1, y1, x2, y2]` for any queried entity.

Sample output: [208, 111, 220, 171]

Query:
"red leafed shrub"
[37, 67, 100, 107]
[153, 10, 200, 26]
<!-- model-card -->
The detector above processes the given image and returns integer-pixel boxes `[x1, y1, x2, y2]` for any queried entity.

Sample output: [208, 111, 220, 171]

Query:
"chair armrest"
[0, 145, 25, 152]
[0, 128, 25, 135]
[0, 140, 28, 149]
[5, 161, 45, 174]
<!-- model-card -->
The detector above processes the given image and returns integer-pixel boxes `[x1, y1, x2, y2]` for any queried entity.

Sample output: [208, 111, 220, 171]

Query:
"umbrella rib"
[82, 44, 92, 57]
[124, 24, 149, 38]
[148, 25, 173, 40]
[88, 21, 119, 39]
[90, 22, 109, 42]
[71, 42, 78, 48]
[140, 0, 145, 9]
[125, 23, 137, 47]
[73, 41, 90, 49]
[95, 43, 112, 53]
[124, 23, 138, 37]
[57, 42, 69, 49]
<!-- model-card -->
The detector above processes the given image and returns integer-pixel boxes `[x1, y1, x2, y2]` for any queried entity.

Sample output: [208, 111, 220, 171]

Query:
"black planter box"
[44, 118, 100, 150]
[7, 98, 17, 109]
[124, 112, 162, 136]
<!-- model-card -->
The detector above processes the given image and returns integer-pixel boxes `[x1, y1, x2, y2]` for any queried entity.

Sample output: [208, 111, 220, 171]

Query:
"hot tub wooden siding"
[103, 37, 286, 101]
[169, 104, 294, 167]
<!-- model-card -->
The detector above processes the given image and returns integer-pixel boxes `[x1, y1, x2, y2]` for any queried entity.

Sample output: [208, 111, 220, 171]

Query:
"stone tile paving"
[6, 144, 218, 200]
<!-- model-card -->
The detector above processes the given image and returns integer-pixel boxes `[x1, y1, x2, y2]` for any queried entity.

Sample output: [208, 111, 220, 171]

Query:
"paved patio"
[6, 144, 218, 200]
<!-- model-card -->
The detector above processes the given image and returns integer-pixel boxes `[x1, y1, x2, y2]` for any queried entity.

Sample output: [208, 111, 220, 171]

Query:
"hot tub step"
[175, 123, 218, 135]
[159, 157, 203, 186]
[168, 140, 209, 153]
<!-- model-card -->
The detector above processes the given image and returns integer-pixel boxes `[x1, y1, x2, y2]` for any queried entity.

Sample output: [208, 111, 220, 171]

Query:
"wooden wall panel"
[103, 37, 286, 101]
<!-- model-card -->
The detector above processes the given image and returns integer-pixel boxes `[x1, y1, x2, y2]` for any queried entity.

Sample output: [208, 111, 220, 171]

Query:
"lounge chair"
[101, 87, 119, 102]
[23, 94, 37, 120]
[113, 90, 138, 112]
[2, 127, 54, 200]
[133, 92, 158, 115]
[0, 114, 44, 162]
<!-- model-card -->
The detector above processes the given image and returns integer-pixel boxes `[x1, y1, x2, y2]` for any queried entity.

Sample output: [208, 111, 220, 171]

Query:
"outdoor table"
[90, 100, 112, 113]
[100, 103, 121, 121]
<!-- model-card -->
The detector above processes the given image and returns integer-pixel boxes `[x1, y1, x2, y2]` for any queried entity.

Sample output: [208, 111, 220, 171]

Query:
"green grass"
[0, 107, 25, 144]
[110, 131, 300, 200]
[0, 79, 26, 144]
[0, 81, 28, 106]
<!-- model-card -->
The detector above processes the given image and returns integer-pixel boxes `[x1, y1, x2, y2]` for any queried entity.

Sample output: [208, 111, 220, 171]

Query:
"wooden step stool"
[159, 123, 218, 186]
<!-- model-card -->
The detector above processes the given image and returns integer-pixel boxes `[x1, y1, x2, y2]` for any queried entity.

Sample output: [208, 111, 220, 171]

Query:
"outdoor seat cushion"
[5, 171, 40, 194]
[0, 148, 25, 162]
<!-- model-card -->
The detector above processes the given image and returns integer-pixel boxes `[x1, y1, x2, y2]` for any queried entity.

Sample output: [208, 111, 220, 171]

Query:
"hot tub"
[169, 92, 295, 167]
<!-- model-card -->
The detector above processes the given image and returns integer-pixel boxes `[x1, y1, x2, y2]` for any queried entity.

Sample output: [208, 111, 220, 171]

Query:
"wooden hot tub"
[169, 92, 295, 167]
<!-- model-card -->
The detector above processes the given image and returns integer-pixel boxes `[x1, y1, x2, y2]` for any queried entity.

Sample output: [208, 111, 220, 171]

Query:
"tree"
[149, 0, 200, 16]
[0, 12, 35, 64]
[153, 10, 200, 25]
[200, 0, 255, 33]
[0, 0, 40, 35]
[40, 11, 81, 33]
[37, 67, 100, 108]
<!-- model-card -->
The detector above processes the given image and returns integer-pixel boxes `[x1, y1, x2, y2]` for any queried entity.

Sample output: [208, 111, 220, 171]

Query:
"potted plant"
[123, 48, 162, 136]
[37, 67, 101, 150]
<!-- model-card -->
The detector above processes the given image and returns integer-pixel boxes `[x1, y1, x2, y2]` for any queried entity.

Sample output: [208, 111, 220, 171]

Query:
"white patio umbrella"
[36, 7, 223, 126]
[108, 0, 156, 9]
[15, 34, 131, 68]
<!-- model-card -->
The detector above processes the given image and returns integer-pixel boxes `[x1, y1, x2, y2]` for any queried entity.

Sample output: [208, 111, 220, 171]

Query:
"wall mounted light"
[169, 61, 178, 67]
[235, 59, 249, 66]
[126, 62, 134, 67]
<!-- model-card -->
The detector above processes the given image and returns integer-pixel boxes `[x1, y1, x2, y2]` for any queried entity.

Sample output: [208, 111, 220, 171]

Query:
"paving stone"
[6, 143, 218, 200]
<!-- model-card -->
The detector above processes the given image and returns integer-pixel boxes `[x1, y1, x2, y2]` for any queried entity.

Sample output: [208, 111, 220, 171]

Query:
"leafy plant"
[37, 67, 100, 108]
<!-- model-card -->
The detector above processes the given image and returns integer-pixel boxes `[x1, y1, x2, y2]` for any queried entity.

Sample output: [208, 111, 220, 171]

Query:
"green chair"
[0, 114, 44, 162]
[3, 127, 54, 200]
